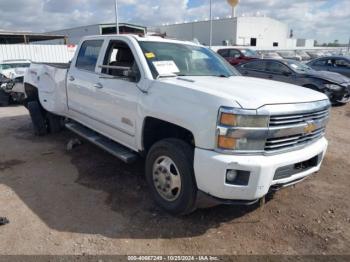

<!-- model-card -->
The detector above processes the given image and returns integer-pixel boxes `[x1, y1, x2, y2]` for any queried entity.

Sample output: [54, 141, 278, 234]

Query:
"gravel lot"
[0, 105, 349, 255]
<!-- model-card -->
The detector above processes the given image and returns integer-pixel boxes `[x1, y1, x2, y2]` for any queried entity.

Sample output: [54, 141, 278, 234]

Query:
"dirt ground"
[0, 104, 349, 255]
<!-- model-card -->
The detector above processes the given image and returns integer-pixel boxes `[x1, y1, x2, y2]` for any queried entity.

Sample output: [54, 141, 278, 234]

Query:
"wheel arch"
[142, 117, 195, 154]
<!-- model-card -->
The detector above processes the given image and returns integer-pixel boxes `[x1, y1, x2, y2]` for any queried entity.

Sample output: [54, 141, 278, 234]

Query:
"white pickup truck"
[24, 35, 330, 214]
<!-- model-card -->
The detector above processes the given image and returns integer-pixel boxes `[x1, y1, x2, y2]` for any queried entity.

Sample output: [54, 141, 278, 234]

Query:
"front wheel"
[145, 138, 197, 215]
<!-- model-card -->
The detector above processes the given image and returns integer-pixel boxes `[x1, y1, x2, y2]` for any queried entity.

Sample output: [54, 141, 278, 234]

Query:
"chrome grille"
[265, 106, 330, 153]
[265, 128, 325, 152]
[269, 109, 329, 127]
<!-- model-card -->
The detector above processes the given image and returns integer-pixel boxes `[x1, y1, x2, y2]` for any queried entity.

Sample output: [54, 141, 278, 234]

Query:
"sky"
[0, 0, 349, 44]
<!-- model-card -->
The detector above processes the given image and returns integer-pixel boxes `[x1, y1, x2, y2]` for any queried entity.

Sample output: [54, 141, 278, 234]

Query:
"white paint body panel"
[194, 137, 327, 200]
[24, 35, 329, 201]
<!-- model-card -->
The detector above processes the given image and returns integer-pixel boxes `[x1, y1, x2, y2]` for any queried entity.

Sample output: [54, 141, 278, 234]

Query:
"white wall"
[154, 16, 289, 48]
[0, 44, 76, 63]
[154, 18, 237, 46]
[235, 17, 288, 48]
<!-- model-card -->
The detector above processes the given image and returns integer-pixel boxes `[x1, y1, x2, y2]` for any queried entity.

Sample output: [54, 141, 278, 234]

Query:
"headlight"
[324, 84, 342, 91]
[219, 112, 269, 127]
[217, 107, 269, 151]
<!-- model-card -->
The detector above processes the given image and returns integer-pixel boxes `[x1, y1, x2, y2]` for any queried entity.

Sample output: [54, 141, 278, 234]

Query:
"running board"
[65, 122, 138, 164]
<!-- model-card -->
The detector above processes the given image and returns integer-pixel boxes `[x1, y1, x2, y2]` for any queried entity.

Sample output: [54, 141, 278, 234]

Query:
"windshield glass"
[139, 41, 239, 78]
[285, 60, 312, 72]
[241, 49, 257, 57]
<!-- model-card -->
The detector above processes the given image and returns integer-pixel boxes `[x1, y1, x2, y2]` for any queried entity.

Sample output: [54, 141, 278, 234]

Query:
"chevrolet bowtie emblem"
[304, 121, 317, 134]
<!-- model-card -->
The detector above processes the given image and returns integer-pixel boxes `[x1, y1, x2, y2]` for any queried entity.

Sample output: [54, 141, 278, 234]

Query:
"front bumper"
[194, 137, 328, 201]
[331, 85, 350, 103]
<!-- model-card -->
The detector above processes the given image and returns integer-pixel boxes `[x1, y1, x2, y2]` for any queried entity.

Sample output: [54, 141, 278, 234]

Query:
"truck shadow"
[1, 114, 263, 239]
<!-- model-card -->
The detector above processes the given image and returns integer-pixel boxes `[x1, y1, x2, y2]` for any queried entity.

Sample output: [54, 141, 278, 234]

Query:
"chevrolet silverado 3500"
[24, 35, 330, 214]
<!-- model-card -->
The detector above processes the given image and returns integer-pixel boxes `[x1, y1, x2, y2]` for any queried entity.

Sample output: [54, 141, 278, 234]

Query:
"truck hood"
[160, 76, 328, 109]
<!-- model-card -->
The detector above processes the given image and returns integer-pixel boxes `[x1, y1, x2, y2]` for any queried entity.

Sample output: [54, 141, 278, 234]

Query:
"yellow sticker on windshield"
[145, 52, 155, 59]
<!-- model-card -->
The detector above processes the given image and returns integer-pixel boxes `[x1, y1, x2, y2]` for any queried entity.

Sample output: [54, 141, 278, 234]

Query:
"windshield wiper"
[156, 73, 178, 79]
[214, 74, 230, 78]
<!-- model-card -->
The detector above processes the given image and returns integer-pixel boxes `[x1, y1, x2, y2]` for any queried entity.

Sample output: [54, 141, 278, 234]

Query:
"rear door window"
[335, 59, 350, 68]
[241, 61, 266, 71]
[313, 59, 328, 66]
[266, 62, 290, 74]
[76, 40, 104, 72]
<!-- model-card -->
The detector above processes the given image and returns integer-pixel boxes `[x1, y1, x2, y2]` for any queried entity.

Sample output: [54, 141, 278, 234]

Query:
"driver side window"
[229, 49, 241, 58]
[266, 62, 290, 74]
[102, 40, 141, 82]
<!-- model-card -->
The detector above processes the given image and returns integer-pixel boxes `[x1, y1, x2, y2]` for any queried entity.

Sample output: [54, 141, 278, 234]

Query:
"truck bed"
[24, 62, 69, 115]
[30, 62, 70, 69]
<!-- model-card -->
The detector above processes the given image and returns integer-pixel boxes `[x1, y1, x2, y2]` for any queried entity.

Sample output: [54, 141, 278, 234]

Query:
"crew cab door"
[67, 39, 104, 123]
[92, 39, 142, 148]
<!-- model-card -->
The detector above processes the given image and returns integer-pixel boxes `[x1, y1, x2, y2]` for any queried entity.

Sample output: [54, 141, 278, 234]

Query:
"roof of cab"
[81, 34, 202, 47]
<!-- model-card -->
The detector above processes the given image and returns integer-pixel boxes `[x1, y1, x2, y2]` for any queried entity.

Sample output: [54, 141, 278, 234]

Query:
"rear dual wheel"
[27, 101, 64, 136]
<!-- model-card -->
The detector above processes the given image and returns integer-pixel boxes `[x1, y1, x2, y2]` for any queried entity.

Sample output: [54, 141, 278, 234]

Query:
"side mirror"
[123, 69, 140, 82]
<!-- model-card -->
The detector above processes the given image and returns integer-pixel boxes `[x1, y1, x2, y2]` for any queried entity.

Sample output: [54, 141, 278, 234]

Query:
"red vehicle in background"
[217, 48, 260, 66]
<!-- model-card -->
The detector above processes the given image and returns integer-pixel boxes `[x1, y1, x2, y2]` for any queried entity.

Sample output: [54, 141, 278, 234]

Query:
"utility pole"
[209, 0, 213, 47]
[115, 0, 120, 34]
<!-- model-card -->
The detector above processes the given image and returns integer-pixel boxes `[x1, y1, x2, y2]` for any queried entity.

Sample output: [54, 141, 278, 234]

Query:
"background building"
[46, 23, 147, 45]
[0, 31, 66, 44]
[151, 16, 314, 49]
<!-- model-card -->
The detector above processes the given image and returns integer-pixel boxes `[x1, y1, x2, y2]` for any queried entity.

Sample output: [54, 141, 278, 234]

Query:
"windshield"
[139, 41, 239, 78]
[285, 60, 312, 72]
[241, 49, 257, 57]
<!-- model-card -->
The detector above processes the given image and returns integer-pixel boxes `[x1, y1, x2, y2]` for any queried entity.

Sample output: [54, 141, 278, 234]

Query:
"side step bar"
[65, 122, 138, 164]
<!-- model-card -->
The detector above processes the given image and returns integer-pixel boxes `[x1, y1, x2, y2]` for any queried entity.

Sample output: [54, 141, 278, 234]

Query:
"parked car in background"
[0, 73, 11, 106]
[0, 60, 31, 79]
[296, 50, 311, 61]
[217, 48, 259, 65]
[306, 51, 322, 59]
[236, 59, 350, 104]
[307, 56, 350, 78]
[1, 75, 25, 104]
[260, 51, 283, 59]
[277, 51, 302, 61]
[0, 60, 31, 105]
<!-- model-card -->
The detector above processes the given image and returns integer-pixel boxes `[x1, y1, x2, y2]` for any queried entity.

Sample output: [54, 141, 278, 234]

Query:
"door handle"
[69, 76, 75, 81]
[94, 83, 103, 89]
[268, 75, 273, 79]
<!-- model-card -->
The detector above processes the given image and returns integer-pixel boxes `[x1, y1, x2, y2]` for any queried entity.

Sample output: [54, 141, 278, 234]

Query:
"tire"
[47, 112, 64, 134]
[145, 138, 197, 215]
[27, 101, 48, 136]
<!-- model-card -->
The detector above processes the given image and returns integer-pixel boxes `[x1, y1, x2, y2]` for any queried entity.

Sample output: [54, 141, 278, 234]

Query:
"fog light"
[226, 170, 238, 182]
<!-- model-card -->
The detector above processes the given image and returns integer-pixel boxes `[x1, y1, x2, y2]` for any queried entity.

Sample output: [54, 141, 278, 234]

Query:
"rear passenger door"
[67, 39, 104, 122]
[239, 60, 268, 79]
